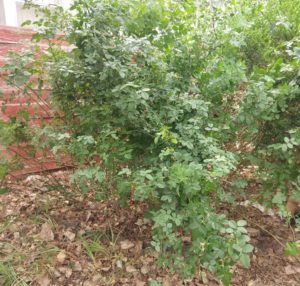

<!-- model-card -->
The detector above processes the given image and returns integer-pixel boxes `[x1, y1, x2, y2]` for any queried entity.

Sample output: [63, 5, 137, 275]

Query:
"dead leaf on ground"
[140, 265, 149, 275]
[65, 268, 72, 278]
[135, 240, 143, 255]
[56, 251, 67, 264]
[120, 239, 135, 250]
[136, 280, 146, 286]
[247, 279, 263, 286]
[285, 265, 297, 275]
[92, 274, 102, 282]
[162, 277, 172, 286]
[36, 274, 51, 286]
[64, 230, 76, 241]
[73, 261, 82, 271]
[39, 223, 54, 241]
[116, 260, 123, 269]
[101, 266, 111, 272]
[58, 266, 73, 278]
[126, 265, 137, 273]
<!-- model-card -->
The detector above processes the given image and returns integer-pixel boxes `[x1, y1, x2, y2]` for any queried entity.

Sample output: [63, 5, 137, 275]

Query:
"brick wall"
[0, 26, 72, 177]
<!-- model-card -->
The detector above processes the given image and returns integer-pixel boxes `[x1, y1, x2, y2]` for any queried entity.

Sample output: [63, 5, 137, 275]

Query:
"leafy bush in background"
[1, 0, 300, 284]
[235, 0, 300, 210]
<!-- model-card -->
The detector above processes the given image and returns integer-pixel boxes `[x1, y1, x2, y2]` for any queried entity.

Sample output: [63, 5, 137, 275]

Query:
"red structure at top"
[0, 26, 72, 177]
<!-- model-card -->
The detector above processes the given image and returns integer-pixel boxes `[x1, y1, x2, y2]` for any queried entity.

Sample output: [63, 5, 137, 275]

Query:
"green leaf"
[272, 192, 286, 204]
[242, 244, 254, 253]
[149, 280, 161, 286]
[0, 165, 7, 180]
[225, 228, 234, 234]
[171, 138, 178, 144]
[284, 242, 300, 257]
[237, 220, 247, 227]
[79, 179, 89, 194]
[95, 171, 105, 183]
[21, 20, 32, 27]
[0, 188, 9, 195]
[239, 253, 251, 268]
[219, 269, 233, 286]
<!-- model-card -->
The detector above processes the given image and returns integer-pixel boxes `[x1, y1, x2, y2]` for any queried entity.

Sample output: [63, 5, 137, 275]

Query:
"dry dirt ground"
[0, 171, 299, 286]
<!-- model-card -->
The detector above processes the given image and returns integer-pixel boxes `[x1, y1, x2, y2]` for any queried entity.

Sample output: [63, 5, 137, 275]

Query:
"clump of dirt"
[0, 171, 299, 286]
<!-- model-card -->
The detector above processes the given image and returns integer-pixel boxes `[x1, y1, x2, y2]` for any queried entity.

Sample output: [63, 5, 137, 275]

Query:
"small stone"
[120, 240, 135, 250]
[83, 281, 93, 286]
[126, 265, 137, 273]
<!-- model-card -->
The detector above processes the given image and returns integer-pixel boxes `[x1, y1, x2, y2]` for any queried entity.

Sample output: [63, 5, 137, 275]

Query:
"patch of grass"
[29, 246, 60, 273]
[1, 240, 59, 282]
[0, 262, 28, 286]
[35, 198, 51, 215]
[30, 213, 57, 230]
[82, 239, 109, 263]
[0, 217, 15, 234]
[83, 229, 105, 241]
[41, 215, 57, 229]
[105, 224, 121, 250]
[81, 224, 122, 262]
